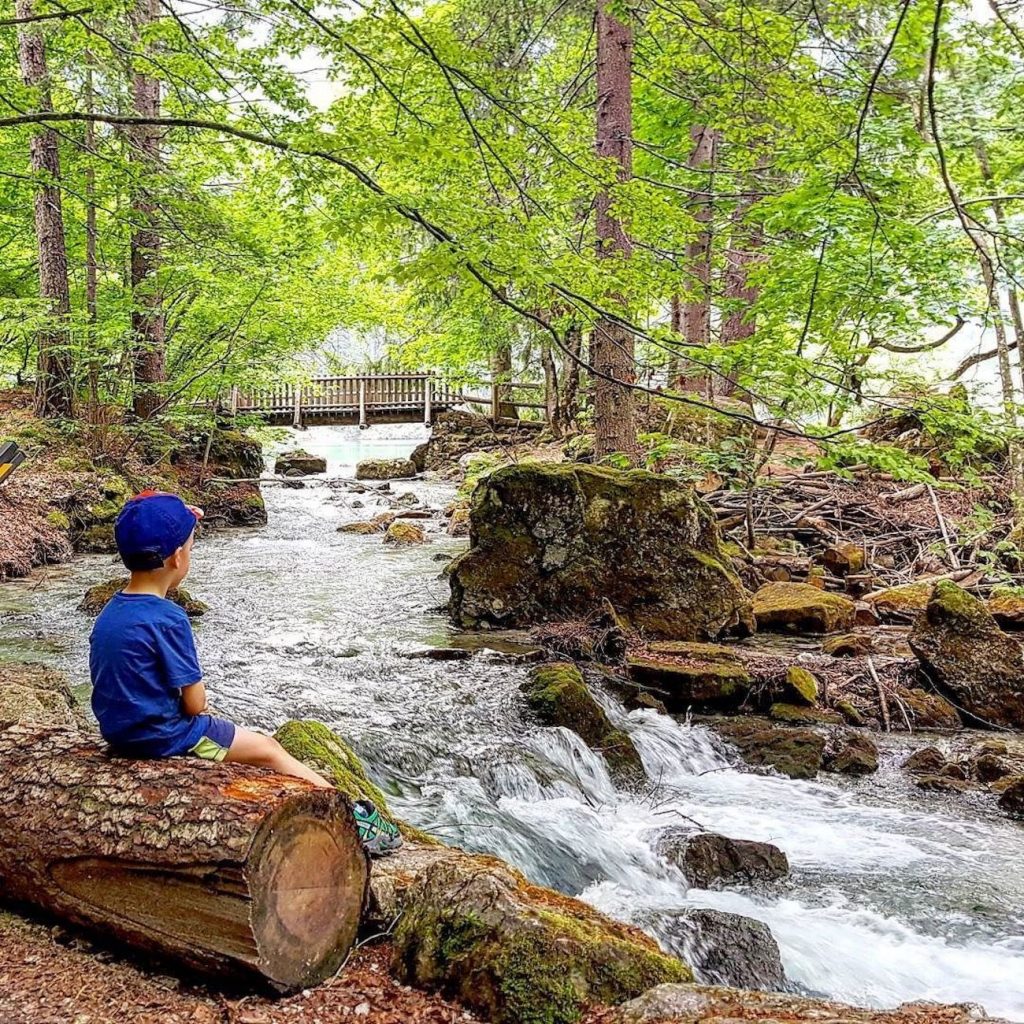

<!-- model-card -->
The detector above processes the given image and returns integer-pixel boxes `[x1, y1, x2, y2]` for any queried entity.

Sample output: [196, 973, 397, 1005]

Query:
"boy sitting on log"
[89, 491, 402, 854]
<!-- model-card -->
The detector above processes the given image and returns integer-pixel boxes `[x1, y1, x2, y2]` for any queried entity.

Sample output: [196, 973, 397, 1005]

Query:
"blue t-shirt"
[89, 592, 205, 756]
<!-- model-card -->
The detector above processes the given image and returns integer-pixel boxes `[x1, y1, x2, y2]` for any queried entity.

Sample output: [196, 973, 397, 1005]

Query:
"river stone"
[783, 666, 818, 705]
[998, 777, 1024, 818]
[273, 448, 326, 476]
[610, 983, 1012, 1023]
[356, 457, 417, 480]
[821, 633, 875, 657]
[909, 580, 1024, 729]
[823, 729, 878, 775]
[383, 521, 427, 545]
[768, 702, 843, 726]
[448, 463, 752, 639]
[627, 645, 752, 713]
[896, 686, 961, 730]
[661, 832, 789, 889]
[79, 577, 208, 618]
[712, 718, 826, 780]
[521, 662, 643, 784]
[655, 909, 786, 992]
[752, 582, 856, 634]
[863, 581, 935, 623]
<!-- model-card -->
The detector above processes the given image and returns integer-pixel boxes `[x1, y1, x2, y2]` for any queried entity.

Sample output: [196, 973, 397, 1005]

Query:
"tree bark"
[16, 0, 74, 419]
[0, 725, 368, 992]
[540, 338, 561, 435]
[593, 0, 639, 464]
[85, 57, 101, 418]
[559, 321, 582, 432]
[720, 198, 760, 405]
[489, 337, 518, 420]
[677, 125, 718, 395]
[130, 0, 167, 419]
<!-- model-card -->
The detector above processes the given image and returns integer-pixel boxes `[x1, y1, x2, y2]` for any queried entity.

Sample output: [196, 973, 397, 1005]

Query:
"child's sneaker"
[353, 799, 403, 856]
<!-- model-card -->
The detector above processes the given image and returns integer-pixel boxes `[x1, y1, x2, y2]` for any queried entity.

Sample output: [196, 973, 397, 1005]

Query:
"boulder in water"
[909, 580, 1024, 729]
[79, 577, 208, 618]
[823, 729, 878, 775]
[447, 463, 753, 639]
[627, 644, 752, 713]
[659, 831, 789, 890]
[896, 686, 961, 729]
[768, 703, 843, 726]
[753, 582, 856, 634]
[273, 449, 326, 476]
[712, 718, 825, 780]
[355, 457, 417, 480]
[521, 663, 643, 784]
[383, 521, 427, 545]
[998, 777, 1024, 818]
[655, 908, 786, 992]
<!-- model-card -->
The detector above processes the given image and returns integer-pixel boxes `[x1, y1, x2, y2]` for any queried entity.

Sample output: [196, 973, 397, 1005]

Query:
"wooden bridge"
[231, 374, 462, 427]
[231, 373, 547, 427]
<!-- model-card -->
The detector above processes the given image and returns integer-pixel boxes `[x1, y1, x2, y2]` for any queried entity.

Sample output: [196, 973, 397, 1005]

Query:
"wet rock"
[280, 477, 305, 489]
[768, 703, 843, 726]
[395, 509, 434, 520]
[338, 512, 396, 535]
[521, 662, 643, 784]
[432, 552, 453, 562]
[447, 503, 471, 537]
[752, 582, 856, 634]
[659, 831, 789, 889]
[273, 449, 326, 476]
[903, 746, 948, 774]
[384, 521, 427, 545]
[0, 664, 80, 729]
[909, 580, 1024, 729]
[835, 699, 868, 727]
[447, 463, 753, 640]
[712, 719, 825, 780]
[355, 457, 417, 480]
[627, 644, 752, 713]
[823, 729, 878, 775]
[610, 983, 1010, 1023]
[627, 691, 669, 714]
[863, 580, 935, 623]
[783, 665, 818, 705]
[79, 577, 208, 618]
[402, 647, 473, 661]
[393, 845, 689, 1024]
[998, 777, 1024, 818]
[409, 441, 429, 473]
[914, 774, 973, 794]
[656, 909, 786, 992]
[394, 491, 420, 507]
[822, 633, 875, 657]
[821, 542, 865, 576]
[896, 686, 961, 730]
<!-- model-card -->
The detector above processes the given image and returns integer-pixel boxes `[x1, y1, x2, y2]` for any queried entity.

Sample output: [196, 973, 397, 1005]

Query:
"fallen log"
[0, 725, 369, 992]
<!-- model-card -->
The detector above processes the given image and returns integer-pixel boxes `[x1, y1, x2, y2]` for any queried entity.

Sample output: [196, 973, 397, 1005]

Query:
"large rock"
[611, 984, 1012, 1023]
[863, 581, 934, 623]
[655, 909, 786, 992]
[711, 719, 825, 779]
[998, 777, 1024, 818]
[908, 580, 1024, 728]
[522, 663, 643, 784]
[753, 582, 856, 634]
[896, 686, 961, 730]
[383, 521, 427, 545]
[627, 644, 752, 713]
[823, 729, 879, 775]
[273, 448, 326, 475]
[355, 458, 417, 480]
[0, 664, 80, 729]
[659, 831, 789, 889]
[79, 577, 209, 618]
[448, 463, 753, 639]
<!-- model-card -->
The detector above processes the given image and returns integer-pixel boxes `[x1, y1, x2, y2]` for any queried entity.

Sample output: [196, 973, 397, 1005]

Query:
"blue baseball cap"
[114, 491, 203, 571]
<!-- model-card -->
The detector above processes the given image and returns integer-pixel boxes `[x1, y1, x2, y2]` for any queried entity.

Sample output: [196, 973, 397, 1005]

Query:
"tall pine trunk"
[593, 1, 639, 464]
[130, 0, 166, 419]
[720, 198, 760, 405]
[16, 0, 74, 419]
[85, 58, 101, 418]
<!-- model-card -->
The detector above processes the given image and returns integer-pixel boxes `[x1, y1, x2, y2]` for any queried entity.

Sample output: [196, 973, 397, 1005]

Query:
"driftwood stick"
[866, 656, 890, 733]
[927, 484, 961, 569]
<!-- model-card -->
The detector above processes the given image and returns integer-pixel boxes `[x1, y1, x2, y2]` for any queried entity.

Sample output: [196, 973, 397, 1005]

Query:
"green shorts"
[187, 716, 236, 762]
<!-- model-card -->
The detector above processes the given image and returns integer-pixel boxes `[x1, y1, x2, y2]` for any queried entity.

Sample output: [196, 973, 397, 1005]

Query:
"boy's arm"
[180, 681, 208, 717]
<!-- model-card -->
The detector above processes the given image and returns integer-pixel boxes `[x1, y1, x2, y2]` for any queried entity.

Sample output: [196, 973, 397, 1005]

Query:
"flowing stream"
[2, 424, 1023, 1019]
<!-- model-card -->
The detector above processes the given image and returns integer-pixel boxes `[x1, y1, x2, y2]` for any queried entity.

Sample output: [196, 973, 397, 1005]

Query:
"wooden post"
[293, 384, 302, 428]
[358, 378, 367, 430]
[230, 385, 239, 416]
[424, 375, 433, 427]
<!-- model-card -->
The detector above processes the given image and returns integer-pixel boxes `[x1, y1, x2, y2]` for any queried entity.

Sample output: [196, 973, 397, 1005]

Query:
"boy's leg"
[225, 727, 332, 788]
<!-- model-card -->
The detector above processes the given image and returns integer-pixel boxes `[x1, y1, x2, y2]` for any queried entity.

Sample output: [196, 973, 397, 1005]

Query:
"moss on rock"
[384, 521, 427, 545]
[783, 667, 818, 706]
[78, 577, 209, 618]
[768, 703, 843, 726]
[522, 663, 643, 784]
[626, 648, 752, 714]
[863, 581, 934, 622]
[752, 583, 856, 634]
[710, 718, 825, 779]
[448, 463, 752, 640]
[356, 458, 417, 480]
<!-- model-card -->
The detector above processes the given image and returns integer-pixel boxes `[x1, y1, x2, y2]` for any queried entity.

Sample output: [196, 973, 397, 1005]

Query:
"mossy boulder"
[768, 703, 843, 726]
[78, 577, 209, 618]
[895, 686, 961, 730]
[909, 580, 1024, 729]
[627, 645, 752, 713]
[752, 583, 856, 634]
[393, 852, 690, 1024]
[384, 521, 427, 546]
[0, 664, 79, 729]
[274, 449, 326, 476]
[987, 588, 1024, 630]
[711, 719, 825, 779]
[356, 457, 417, 480]
[522, 663, 643, 784]
[448, 463, 753, 640]
[822, 729, 878, 775]
[783, 666, 818, 705]
[173, 427, 263, 479]
[821, 633, 875, 657]
[863, 581, 934, 623]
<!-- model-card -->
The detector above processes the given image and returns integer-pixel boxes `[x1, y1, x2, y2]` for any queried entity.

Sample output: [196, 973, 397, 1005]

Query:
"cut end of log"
[250, 791, 369, 990]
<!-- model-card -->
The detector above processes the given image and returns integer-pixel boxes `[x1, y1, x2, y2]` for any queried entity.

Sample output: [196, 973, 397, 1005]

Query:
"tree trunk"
[593, 0, 639, 464]
[16, 0, 74, 419]
[85, 57, 101, 419]
[489, 338, 518, 420]
[540, 338, 561, 436]
[720, 199, 760, 405]
[0, 725, 368, 992]
[559, 321, 582, 431]
[130, 0, 166, 419]
[677, 125, 718, 394]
